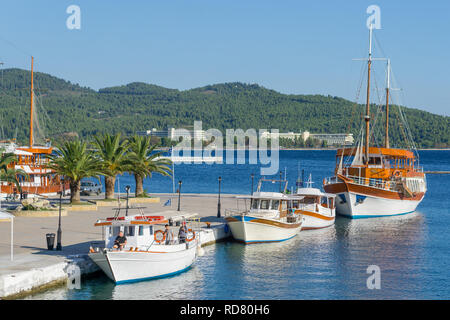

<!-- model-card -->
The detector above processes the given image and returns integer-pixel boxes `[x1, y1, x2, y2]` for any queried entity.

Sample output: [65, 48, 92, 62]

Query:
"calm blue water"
[26, 150, 450, 299]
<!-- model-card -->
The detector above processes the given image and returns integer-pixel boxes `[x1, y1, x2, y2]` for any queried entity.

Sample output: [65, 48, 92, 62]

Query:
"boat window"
[368, 157, 381, 165]
[149, 226, 153, 235]
[321, 197, 328, 205]
[127, 226, 135, 237]
[260, 200, 270, 210]
[113, 227, 120, 237]
[271, 200, 280, 210]
[138, 226, 144, 236]
[252, 199, 259, 209]
[300, 196, 316, 204]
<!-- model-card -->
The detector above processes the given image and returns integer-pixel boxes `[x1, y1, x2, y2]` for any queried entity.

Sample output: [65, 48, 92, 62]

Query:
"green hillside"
[0, 68, 448, 148]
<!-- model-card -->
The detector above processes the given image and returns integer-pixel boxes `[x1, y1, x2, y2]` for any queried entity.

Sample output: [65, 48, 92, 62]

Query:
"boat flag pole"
[29, 56, 34, 147]
[364, 25, 373, 165]
[385, 58, 390, 148]
[171, 147, 175, 207]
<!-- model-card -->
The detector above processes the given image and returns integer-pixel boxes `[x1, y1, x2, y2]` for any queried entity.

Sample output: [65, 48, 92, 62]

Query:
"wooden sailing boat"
[322, 26, 427, 218]
[0, 57, 68, 199]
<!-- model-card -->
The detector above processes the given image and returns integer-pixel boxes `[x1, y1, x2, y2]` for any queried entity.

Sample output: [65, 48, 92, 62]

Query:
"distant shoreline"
[156, 147, 450, 151]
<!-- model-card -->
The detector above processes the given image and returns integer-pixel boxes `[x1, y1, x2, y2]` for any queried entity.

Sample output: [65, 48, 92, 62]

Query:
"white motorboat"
[225, 179, 303, 244]
[293, 174, 336, 230]
[88, 213, 198, 284]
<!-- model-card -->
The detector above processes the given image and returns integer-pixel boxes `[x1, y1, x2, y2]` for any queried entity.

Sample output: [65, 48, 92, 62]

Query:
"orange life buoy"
[154, 230, 166, 243]
[392, 170, 401, 179]
[186, 229, 196, 242]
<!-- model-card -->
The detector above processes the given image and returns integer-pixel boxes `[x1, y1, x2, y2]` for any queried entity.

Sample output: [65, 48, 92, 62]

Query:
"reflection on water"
[22, 151, 450, 299]
[24, 213, 430, 300]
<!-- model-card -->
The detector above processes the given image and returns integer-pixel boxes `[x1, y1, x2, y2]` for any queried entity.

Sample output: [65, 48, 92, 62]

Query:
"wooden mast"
[385, 59, 390, 148]
[29, 56, 34, 147]
[364, 25, 373, 165]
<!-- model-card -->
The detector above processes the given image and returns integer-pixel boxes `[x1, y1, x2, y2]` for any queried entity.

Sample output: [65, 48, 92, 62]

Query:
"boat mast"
[385, 59, 390, 148]
[29, 56, 34, 147]
[364, 25, 373, 165]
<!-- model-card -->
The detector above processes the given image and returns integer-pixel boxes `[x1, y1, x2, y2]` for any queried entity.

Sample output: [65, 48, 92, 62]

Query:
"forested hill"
[0, 68, 448, 148]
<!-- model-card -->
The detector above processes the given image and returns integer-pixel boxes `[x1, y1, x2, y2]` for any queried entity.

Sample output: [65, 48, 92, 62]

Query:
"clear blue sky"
[0, 0, 449, 116]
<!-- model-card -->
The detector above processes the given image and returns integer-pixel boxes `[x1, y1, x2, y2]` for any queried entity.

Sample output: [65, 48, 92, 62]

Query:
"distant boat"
[224, 179, 303, 244]
[323, 26, 427, 218]
[0, 57, 69, 199]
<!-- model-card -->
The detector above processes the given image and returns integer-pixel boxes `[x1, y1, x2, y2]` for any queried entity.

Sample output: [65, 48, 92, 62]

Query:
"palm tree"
[93, 133, 129, 199]
[46, 141, 102, 203]
[0, 148, 29, 194]
[126, 135, 172, 197]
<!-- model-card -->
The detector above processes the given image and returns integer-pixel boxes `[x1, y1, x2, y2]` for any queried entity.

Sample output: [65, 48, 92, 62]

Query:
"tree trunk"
[105, 176, 116, 199]
[135, 174, 144, 197]
[70, 180, 81, 203]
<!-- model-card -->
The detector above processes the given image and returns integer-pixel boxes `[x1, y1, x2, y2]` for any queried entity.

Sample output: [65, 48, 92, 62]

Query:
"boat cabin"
[292, 187, 336, 213]
[93, 215, 168, 250]
[230, 192, 302, 220]
[335, 147, 424, 180]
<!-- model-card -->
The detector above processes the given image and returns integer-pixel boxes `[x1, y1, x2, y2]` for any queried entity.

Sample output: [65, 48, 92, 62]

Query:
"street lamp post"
[217, 176, 222, 218]
[177, 180, 182, 211]
[56, 180, 65, 251]
[125, 185, 130, 216]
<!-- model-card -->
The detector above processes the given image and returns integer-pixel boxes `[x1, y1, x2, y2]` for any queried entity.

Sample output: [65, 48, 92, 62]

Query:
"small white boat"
[225, 179, 303, 244]
[88, 214, 198, 284]
[293, 174, 336, 230]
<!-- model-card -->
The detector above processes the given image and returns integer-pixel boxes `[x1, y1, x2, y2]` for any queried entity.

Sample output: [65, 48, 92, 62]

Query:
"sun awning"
[13, 149, 33, 156]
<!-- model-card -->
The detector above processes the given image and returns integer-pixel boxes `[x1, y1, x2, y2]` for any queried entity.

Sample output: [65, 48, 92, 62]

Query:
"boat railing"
[324, 174, 401, 192]
[224, 209, 247, 217]
[296, 203, 317, 212]
[89, 241, 106, 252]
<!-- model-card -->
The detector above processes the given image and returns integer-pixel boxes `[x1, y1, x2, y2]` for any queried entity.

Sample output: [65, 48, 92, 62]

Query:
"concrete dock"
[0, 193, 237, 299]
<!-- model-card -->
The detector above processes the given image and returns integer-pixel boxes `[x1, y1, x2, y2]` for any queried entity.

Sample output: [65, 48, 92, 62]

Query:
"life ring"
[154, 230, 166, 243]
[392, 170, 401, 178]
[186, 229, 196, 242]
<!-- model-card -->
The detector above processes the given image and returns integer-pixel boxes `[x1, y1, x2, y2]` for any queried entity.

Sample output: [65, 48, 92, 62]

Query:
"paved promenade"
[0, 193, 238, 298]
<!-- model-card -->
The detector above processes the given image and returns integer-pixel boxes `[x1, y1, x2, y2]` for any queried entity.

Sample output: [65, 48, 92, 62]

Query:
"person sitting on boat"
[164, 224, 174, 245]
[113, 231, 127, 250]
[178, 224, 187, 244]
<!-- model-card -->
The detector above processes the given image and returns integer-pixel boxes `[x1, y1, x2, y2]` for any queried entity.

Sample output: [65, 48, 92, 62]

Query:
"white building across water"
[259, 131, 354, 146]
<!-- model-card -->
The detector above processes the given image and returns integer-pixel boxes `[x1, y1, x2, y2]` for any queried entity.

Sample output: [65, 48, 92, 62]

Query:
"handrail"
[324, 174, 401, 192]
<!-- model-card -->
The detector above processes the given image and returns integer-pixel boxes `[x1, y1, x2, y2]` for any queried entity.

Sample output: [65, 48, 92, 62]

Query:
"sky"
[0, 0, 449, 116]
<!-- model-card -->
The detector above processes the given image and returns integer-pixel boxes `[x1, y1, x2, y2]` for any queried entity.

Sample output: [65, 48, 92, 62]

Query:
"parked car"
[80, 181, 102, 196]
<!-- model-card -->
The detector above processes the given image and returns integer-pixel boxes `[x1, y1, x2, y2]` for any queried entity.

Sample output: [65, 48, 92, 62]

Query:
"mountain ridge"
[0, 68, 448, 148]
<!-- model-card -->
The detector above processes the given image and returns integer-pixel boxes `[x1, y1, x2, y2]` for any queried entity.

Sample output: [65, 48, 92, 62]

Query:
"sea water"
[24, 150, 450, 299]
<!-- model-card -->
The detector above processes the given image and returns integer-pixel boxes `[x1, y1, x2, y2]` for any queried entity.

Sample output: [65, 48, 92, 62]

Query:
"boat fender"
[186, 229, 196, 242]
[154, 230, 166, 243]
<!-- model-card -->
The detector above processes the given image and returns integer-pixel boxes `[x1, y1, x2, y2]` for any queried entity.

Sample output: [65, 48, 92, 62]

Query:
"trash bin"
[46, 233, 55, 250]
